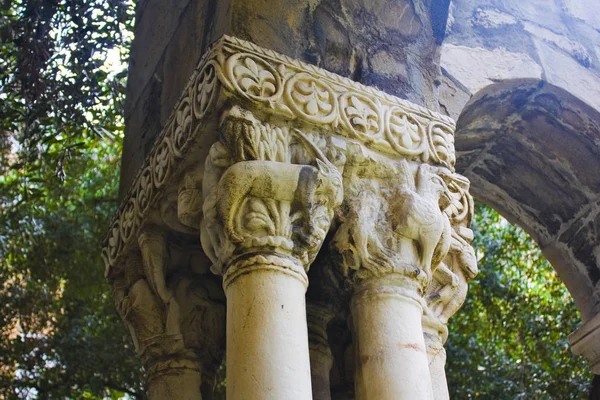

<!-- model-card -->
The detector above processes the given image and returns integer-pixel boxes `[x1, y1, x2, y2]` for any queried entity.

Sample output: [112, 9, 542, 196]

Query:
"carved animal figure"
[389, 163, 452, 276]
[215, 129, 343, 246]
[428, 236, 478, 324]
[138, 229, 172, 304]
[118, 278, 166, 356]
[334, 186, 394, 275]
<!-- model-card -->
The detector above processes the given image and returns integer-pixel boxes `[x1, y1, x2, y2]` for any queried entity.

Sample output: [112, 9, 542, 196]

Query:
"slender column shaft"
[423, 329, 449, 400]
[224, 255, 312, 400]
[308, 304, 335, 400]
[147, 366, 203, 400]
[310, 351, 333, 400]
[428, 345, 449, 400]
[352, 275, 433, 400]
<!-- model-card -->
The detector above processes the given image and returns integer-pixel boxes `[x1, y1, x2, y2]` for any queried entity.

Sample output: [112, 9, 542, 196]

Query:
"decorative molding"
[102, 34, 457, 279]
[569, 312, 600, 374]
[217, 36, 456, 167]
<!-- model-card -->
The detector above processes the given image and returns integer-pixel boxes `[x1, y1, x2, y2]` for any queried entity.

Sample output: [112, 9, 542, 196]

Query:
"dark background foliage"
[0, 0, 143, 398]
[0, 0, 592, 398]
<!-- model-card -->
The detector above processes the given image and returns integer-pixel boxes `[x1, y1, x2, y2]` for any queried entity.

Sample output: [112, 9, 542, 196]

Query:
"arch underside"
[455, 79, 600, 322]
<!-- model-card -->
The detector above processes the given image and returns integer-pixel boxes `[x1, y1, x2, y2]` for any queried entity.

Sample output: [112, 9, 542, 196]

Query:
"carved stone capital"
[333, 153, 457, 289]
[421, 179, 477, 400]
[422, 184, 478, 346]
[102, 35, 456, 281]
[200, 108, 344, 281]
[109, 234, 225, 399]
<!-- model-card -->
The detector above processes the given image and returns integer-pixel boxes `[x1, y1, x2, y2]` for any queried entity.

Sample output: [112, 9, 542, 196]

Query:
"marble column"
[352, 275, 433, 400]
[200, 109, 344, 399]
[223, 255, 312, 399]
[307, 303, 335, 400]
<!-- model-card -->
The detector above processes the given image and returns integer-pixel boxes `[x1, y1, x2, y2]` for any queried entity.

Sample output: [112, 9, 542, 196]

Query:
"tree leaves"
[446, 204, 591, 399]
[0, 1, 142, 398]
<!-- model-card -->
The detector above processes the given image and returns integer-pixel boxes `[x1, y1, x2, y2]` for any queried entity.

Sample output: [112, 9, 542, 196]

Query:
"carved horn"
[291, 128, 335, 168]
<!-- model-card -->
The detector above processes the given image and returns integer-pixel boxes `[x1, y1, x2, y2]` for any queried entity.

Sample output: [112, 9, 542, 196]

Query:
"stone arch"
[454, 78, 600, 324]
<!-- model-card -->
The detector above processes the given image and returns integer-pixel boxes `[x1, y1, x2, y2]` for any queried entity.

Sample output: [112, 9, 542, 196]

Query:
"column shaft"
[224, 256, 312, 400]
[147, 367, 203, 400]
[352, 276, 433, 400]
[310, 353, 333, 400]
[425, 338, 449, 400]
[308, 304, 335, 400]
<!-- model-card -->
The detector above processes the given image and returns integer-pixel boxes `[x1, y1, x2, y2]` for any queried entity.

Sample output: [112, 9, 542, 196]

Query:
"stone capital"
[569, 312, 600, 374]
[200, 108, 344, 283]
[332, 152, 472, 290]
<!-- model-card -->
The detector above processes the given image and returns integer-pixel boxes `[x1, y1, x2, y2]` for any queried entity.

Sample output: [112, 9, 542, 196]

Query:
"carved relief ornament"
[200, 108, 344, 286]
[101, 34, 458, 288]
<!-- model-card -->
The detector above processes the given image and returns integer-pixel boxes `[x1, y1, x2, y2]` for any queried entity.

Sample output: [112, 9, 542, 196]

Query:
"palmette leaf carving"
[227, 53, 281, 101]
[285, 73, 337, 123]
[192, 62, 219, 119]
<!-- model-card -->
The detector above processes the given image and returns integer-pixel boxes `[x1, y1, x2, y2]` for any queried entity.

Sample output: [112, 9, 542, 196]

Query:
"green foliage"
[0, 0, 133, 178]
[0, 138, 144, 398]
[446, 204, 591, 399]
[0, 0, 142, 398]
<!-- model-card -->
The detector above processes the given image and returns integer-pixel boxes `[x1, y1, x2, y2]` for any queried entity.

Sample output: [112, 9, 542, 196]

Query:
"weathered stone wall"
[439, 0, 600, 118]
[120, 0, 451, 197]
[455, 80, 600, 322]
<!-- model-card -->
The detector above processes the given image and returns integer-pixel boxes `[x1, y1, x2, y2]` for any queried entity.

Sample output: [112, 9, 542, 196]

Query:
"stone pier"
[103, 36, 477, 399]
